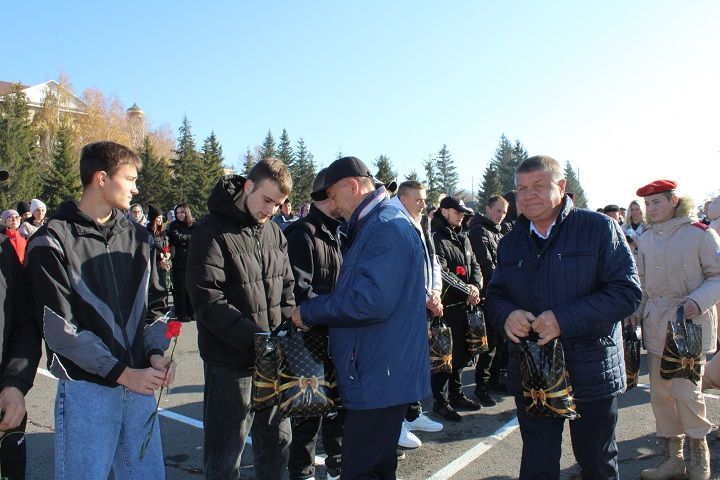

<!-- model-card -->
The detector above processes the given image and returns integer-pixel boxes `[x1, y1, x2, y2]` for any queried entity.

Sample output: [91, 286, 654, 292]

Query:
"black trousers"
[342, 404, 408, 480]
[0, 414, 27, 480]
[515, 395, 619, 480]
[172, 267, 193, 320]
[474, 321, 499, 388]
[431, 369, 463, 404]
[288, 411, 344, 479]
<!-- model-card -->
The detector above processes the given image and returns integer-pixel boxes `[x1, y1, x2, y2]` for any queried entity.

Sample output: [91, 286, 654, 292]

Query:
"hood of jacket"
[52, 201, 130, 238]
[207, 175, 259, 227]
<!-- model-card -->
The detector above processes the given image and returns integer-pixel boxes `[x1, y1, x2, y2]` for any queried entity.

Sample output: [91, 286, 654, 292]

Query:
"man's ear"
[95, 170, 108, 188]
[244, 179, 255, 195]
[558, 178, 567, 196]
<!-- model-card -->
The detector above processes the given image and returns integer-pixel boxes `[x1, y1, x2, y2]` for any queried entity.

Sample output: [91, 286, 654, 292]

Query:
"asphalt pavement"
[24, 324, 720, 479]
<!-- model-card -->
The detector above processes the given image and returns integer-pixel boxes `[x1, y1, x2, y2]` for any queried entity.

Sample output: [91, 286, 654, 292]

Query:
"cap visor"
[311, 190, 329, 201]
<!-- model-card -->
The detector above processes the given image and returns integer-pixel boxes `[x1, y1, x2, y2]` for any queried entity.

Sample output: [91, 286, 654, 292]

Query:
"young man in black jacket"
[186, 158, 295, 480]
[284, 169, 344, 480]
[431, 196, 483, 420]
[26, 141, 175, 479]
[0, 173, 42, 480]
[468, 195, 509, 403]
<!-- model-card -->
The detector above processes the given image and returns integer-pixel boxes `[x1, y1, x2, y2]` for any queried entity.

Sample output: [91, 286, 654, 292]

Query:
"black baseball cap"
[439, 196, 473, 215]
[603, 204, 620, 213]
[311, 156, 374, 201]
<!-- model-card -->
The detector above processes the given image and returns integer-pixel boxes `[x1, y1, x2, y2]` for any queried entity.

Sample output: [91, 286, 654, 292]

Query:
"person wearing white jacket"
[389, 181, 445, 449]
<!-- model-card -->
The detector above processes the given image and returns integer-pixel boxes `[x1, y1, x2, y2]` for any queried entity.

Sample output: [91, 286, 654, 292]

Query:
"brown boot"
[640, 436, 687, 480]
[687, 437, 710, 480]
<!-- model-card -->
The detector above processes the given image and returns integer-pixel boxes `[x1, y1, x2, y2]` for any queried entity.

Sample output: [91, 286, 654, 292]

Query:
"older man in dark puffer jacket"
[486, 155, 641, 480]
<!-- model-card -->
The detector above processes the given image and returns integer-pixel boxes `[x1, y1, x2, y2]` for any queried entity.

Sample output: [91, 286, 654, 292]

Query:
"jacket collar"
[516, 194, 575, 236]
[343, 186, 388, 243]
[388, 196, 422, 231]
[649, 215, 692, 236]
[53, 201, 131, 239]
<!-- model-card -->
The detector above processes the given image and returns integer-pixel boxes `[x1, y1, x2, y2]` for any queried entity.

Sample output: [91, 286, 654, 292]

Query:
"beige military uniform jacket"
[636, 215, 720, 356]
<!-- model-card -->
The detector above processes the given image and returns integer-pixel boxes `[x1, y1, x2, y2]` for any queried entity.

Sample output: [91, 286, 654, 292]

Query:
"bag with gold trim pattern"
[429, 317, 453, 373]
[276, 321, 340, 417]
[466, 307, 489, 355]
[250, 333, 280, 412]
[623, 325, 641, 390]
[660, 306, 703, 384]
[519, 334, 578, 420]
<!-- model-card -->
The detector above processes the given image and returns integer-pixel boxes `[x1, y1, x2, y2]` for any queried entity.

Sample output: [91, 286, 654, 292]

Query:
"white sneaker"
[405, 413, 443, 432]
[398, 422, 422, 448]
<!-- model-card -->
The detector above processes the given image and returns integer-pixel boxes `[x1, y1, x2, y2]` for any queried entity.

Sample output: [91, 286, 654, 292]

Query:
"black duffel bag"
[624, 325, 641, 390]
[276, 321, 341, 417]
[429, 317, 453, 374]
[660, 306, 704, 384]
[519, 334, 578, 420]
[466, 307, 489, 356]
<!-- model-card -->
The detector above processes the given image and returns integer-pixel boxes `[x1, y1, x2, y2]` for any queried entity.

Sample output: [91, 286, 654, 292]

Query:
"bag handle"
[271, 318, 292, 337]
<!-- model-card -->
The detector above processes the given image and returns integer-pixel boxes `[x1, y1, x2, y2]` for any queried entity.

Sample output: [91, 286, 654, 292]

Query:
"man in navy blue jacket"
[485, 155, 641, 480]
[292, 156, 430, 480]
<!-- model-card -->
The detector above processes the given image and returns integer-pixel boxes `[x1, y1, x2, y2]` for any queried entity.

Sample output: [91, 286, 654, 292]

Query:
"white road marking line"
[36, 367, 326, 465]
[426, 416, 520, 480]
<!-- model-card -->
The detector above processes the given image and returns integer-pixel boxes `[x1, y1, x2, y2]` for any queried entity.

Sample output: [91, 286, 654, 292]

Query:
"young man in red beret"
[629, 180, 720, 480]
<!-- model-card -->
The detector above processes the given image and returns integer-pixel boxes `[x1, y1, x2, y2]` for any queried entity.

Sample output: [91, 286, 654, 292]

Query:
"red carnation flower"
[165, 320, 182, 339]
[456, 265, 467, 276]
[162, 245, 170, 254]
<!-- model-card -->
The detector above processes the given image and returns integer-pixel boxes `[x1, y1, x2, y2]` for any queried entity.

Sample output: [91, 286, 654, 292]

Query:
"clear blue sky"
[3, 1, 719, 209]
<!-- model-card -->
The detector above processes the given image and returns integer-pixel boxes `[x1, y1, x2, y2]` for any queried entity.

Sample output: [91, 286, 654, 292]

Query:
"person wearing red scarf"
[2, 210, 26, 264]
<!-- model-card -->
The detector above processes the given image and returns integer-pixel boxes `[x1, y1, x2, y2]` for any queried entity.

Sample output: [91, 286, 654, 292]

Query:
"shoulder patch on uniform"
[692, 221, 710, 231]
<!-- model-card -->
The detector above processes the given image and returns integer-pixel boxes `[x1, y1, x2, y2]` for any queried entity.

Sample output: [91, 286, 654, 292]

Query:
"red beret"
[636, 179, 677, 197]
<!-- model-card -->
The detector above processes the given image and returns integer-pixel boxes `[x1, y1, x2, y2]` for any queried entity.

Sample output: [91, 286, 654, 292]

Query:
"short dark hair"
[282, 198, 291, 205]
[80, 141, 141, 187]
[486, 195, 508, 208]
[397, 180, 425, 198]
[248, 158, 292, 196]
[515, 155, 564, 184]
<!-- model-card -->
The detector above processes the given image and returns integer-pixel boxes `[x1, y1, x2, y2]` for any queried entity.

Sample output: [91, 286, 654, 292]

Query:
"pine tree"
[336, 150, 343, 160]
[172, 115, 203, 213]
[276, 129, 294, 169]
[435, 144, 459, 195]
[290, 137, 316, 205]
[564, 161, 589, 208]
[259, 130, 276, 160]
[423, 154, 442, 206]
[197, 131, 225, 214]
[41, 122, 82, 211]
[0, 83, 40, 209]
[136, 136, 173, 212]
[242, 147, 255, 175]
[477, 162, 502, 209]
[493, 135, 516, 194]
[404, 170, 420, 182]
[374, 155, 395, 184]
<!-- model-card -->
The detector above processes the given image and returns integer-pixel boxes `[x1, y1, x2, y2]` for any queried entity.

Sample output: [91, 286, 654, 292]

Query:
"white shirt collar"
[530, 220, 556, 240]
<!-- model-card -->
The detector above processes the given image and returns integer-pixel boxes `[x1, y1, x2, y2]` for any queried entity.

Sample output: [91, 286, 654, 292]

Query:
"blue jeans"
[54, 379, 165, 480]
[203, 363, 291, 480]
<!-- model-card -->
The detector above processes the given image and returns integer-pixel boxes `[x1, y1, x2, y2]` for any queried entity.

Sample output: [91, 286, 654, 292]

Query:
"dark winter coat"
[167, 220, 194, 268]
[26, 202, 169, 386]
[284, 204, 343, 303]
[431, 212, 483, 369]
[300, 188, 430, 410]
[0, 235, 41, 395]
[186, 175, 296, 373]
[485, 196, 642, 402]
[468, 215, 503, 298]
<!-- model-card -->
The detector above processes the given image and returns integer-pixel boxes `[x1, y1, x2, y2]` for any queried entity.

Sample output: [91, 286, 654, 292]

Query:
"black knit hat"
[16, 201, 31, 216]
[147, 204, 161, 225]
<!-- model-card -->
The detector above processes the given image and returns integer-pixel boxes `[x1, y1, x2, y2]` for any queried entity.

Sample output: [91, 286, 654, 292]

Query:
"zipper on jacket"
[252, 229, 271, 328]
[106, 242, 134, 367]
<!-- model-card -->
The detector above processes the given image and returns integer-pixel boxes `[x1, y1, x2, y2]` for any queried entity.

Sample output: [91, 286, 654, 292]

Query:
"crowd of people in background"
[1, 141, 720, 480]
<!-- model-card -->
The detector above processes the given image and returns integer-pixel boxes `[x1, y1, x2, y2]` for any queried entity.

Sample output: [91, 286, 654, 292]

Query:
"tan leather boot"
[640, 436, 687, 480]
[687, 437, 710, 480]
